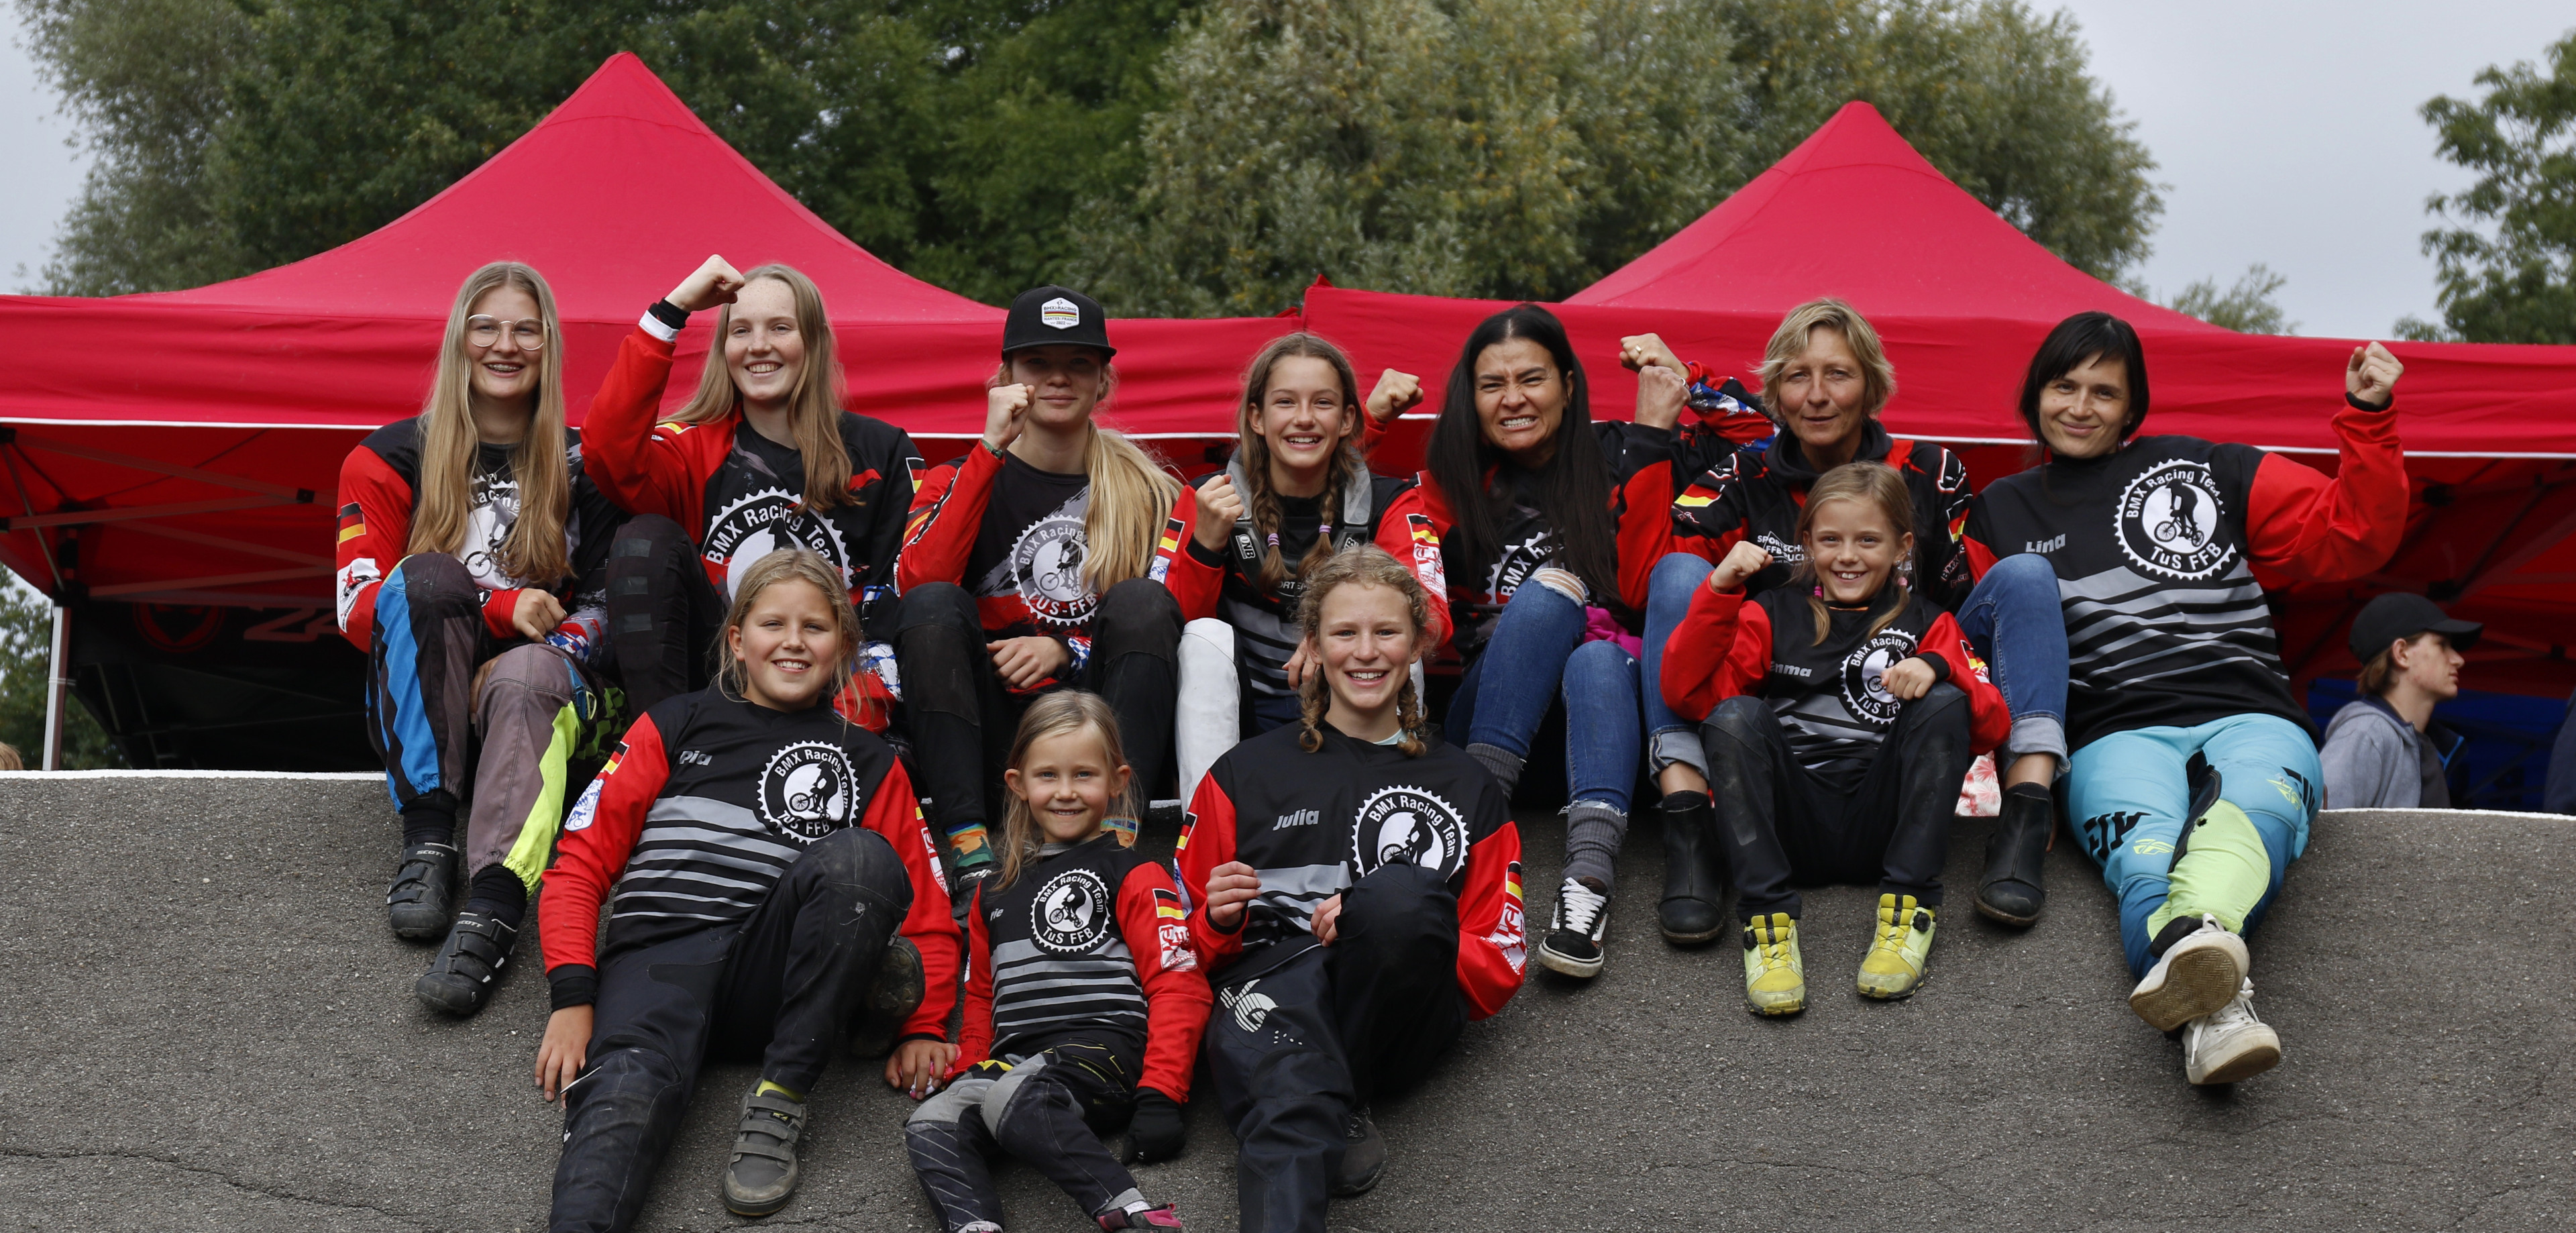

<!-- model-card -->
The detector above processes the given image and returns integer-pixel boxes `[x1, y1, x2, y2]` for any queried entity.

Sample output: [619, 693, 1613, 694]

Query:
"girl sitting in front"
[906, 691, 1212, 1232]
[1661, 462, 2007, 1016]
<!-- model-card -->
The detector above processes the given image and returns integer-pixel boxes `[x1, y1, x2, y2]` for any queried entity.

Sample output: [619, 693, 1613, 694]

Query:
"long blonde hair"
[716, 549, 863, 716]
[1787, 463, 1915, 646]
[995, 690, 1133, 890]
[1294, 545, 1431, 757]
[673, 264, 858, 514]
[1235, 332, 1364, 594]
[1756, 297, 1899, 420]
[989, 357, 1181, 593]
[409, 262, 572, 584]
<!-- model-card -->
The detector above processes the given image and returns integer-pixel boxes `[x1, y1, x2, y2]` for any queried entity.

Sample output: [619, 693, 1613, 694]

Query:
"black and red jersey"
[1153, 460, 1450, 702]
[900, 445, 1124, 661]
[1177, 723, 1526, 1020]
[1670, 419, 1976, 610]
[1963, 399, 2407, 751]
[1662, 582, 2009, 777]
[582, 322, 924, 627]
[539, 686, 961, 1040]
[333, 415, 624, 653]
[953, 833, 1214, 1101]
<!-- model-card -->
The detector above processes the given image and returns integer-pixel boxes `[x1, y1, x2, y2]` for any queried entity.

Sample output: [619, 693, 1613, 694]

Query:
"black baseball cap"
[2348, 592, 2481, 663]
[1001, 286, 1115, 358]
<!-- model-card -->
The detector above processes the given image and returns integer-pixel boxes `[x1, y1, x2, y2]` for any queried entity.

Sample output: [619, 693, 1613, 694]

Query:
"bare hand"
[1283, 639, 1319, 691]
[987, 637, 1071, 690]
[1619, 333, 1682, 374]
[1310, 894, 1345, 945]
[1634, 362, 1688, 430]
[1204, 861, 1261, 930]
[2347, 341, 2402, 409]
[1193, 475, 1245, 550]
[1364, 370, 1424, 425]
[666, 255, 745, 313]
[984, 383, 1033, 453]
[536, 1005, 592, 1103]
[885, 1038, 959, 1100]
[511, 590, 568, 642]
[1880, 656, 1937, 701]
[1710, 541, 1773, 592]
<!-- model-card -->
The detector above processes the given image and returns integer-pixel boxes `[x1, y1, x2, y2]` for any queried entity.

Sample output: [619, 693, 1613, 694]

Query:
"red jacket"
[1153, 472, 1453, 655]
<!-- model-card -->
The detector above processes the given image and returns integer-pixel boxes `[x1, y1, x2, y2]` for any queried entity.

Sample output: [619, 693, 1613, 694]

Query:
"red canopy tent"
[1306, 101, 2576, 705]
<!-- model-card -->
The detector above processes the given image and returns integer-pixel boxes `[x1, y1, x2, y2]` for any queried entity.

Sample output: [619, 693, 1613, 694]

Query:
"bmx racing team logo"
[1010, 513, 1098, 629]
[703, 487, 853, 598]
[2114, 460, 2235, 582]
[757, 741, 857, 843]
[1838, 628, 1923, 727]
[1030, 867, 1116, 955]
[1349, 786, 1468, 879]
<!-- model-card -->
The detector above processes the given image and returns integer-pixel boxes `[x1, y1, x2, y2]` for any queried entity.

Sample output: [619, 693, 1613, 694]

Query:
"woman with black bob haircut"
[1409, 303, 1684, 981]
[1962, 310, 2410, 1086]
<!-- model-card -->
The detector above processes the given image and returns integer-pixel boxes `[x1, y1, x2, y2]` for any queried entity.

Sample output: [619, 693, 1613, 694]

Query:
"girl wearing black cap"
[1962, 313, 2409, 1085]
[895, 286, 1185, 878]
[2318, 593, 2475, 809]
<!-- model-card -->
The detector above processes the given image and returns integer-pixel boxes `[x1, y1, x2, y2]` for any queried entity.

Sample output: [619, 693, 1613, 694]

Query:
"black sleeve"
[853, 417, 924, 636]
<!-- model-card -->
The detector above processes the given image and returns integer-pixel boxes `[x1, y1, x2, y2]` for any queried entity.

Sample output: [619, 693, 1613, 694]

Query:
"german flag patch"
[1152, 886, 1186, 920]
[337, 502, 366, 545]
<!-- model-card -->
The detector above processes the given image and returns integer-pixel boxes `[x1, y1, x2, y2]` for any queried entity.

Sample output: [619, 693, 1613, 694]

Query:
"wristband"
[640, 300, 688, 343]
[2345, 391, 2392, 413]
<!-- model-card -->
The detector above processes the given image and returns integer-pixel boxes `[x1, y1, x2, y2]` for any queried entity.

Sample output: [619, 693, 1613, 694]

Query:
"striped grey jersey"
[1748, 586, 1947, 779]
[967, 835, 1171, 1058]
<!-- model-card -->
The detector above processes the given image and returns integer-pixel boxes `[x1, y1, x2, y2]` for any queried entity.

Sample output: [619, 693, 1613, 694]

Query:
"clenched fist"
[1710, 541, 1773, 592]
[1619, 333, 1683, 374]
[666, 255, 745, 313]
[1635, 362, 1688, 430]
[1193, 475, 1246, 549]
[983, 383, 1032, 453]
[1366, 369, 1424, 425]
[2347, 341, 2403, 410]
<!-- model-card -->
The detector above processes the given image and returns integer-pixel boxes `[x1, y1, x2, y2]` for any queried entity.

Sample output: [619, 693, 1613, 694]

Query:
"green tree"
[2167, 263, 2296, 335]
[2402, 30, 2576, 344]
[0, 580, 125, 769]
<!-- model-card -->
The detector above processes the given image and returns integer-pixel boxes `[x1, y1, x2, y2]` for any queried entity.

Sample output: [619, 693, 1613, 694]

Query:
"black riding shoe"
[1657, 793, 1725, 944]
[1331, 1107, 1387, 1197]
[386, 843, 457, 941]
[722, 1085, 807, 1217]
[848, 935, 926, 1059]
[1974, 788, 2053, 927]
[415, 911, 517, 1016]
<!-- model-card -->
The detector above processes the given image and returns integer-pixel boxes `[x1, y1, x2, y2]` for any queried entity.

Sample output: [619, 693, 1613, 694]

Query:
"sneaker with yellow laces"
[1856, 894, 1936, 1000]
[1740, 912, 1805, 1016]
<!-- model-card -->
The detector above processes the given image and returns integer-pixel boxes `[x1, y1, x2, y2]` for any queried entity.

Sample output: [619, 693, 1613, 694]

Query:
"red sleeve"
[1961, 533, 2000, 582]
[1157, 483, 1225, 622]
[1921, 611, 2010, 755]
[1359, 413, 1397, 454]
[862, 759, 961, 1041]
[333, 445, 414, 651]
[539, 714, 672, 984]
[1374, 488, 1452, 654]
[582, 327, 701, 523]
[1615, 457, 1678, 610]
[898, 447, 1003, 590]
[949, 882, 996, 1074]
[1177, 769, 1246, 970]
[1452, 818, 1527, 1020]
[2244, 400, 2408, 582]
[1658, 584, 1774, 723]
[1118, 861, 1216, 1101]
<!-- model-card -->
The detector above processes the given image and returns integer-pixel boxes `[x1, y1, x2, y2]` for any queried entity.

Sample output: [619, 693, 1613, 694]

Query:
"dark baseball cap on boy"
[2347, 592, 2481, 663]
[1001, 286, 1114, 358]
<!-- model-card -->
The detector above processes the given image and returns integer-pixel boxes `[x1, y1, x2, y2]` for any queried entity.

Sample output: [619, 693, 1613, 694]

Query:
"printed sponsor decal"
[1405, 513, 1447, 598]
[565, 742, 622, 833]
[335, 557, 381, 631]
[1031, 867, 1115, 955]
[1348, 785, 1468, 879]
[1838, 627, 1923, 727]
[1221, 979, 1280, 1034]
[756, 741, 858, 843]
[1157, 921, 1198, 971]
[2114, 459, 2235, 582]
[1040, 297, 1081, 329]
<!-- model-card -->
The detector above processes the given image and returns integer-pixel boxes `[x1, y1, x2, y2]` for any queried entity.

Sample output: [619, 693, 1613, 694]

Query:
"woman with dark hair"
[1963, 311, 2409, 1085]
[1404, 304, 1682, 981]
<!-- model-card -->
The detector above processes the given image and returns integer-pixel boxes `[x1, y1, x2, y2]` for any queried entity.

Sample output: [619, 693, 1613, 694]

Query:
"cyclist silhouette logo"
[757, 741, 857, 842]
[1030, 867, 1115, 954]
[1008, 510, 1098, 629]
[1350, 786, 1468, 879]
[2116, 459, 2235, 581]
[1839, 629, 1923, 725]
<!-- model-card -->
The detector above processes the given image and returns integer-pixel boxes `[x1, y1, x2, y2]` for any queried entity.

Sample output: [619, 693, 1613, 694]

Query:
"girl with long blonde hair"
[334, 260, 626, 1016]
[892, 284, 1186, 878]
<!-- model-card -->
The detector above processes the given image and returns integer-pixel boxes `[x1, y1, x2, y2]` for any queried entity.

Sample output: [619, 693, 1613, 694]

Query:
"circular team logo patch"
[1349, 786, 1468, 879]
[1839, 628, 1922, 727]
[703, 488, 853, 598]
[1010, 513, 1097, 628]
[757, 741, 856, 843]
[1487, 531, 1558, 601]
[1031, 867, 1115, 955]
[2115, 460, 2235, 581]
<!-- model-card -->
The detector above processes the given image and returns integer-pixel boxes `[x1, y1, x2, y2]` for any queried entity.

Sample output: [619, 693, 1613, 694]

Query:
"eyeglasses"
[465, 315, 549, 350]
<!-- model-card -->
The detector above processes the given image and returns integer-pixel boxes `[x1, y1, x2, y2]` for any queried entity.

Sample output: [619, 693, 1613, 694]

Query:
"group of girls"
[337, 246, 2410, 1232]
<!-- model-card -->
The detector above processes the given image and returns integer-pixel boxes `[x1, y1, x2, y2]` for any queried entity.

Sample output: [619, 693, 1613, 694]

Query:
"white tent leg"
[42, 603, 68, 770]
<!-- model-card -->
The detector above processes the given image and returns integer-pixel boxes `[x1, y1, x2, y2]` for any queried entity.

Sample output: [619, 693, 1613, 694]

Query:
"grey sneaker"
[1330, 1107, 1385, 1197]
[721, 1085, 806, 1217]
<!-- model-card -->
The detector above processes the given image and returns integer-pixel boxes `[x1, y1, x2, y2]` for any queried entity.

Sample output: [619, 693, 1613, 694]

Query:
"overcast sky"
[5, 3, 2572, 337]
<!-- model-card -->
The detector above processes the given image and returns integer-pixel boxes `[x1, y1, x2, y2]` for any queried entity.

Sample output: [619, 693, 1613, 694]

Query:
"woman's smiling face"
[728, 578, 843, 711]
[464, 286, 543, 407]
[1252, 354, 1355, 478]
[724, 278, 806, 413]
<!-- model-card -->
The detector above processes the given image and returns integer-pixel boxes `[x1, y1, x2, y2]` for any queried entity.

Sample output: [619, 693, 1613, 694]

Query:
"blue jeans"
[1642, 553, 1717, 774]
[2064, 714, 2319, 976]
[1450, 582, 1590, 761]
[1951, 553, 2071, 771]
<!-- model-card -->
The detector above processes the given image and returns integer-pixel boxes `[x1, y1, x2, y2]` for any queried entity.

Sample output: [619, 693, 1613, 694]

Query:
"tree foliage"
[2404, 30, 2576, 344]
[0, 580, 124, 769]
[2168, 264, 2296, 335]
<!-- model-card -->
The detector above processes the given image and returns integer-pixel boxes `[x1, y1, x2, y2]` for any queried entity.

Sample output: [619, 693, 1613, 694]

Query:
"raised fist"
[1619, 333, 1682, 374]
[1711, 541, 1773, 592]
[1635, 362, 1688, 430]
[1193, 474, 1246, 549]
[983, 383, 1032, 453]
[1366, 369, 1424, 425]
[2347, 341, 2403, 409]
[666, 255, 745, 313]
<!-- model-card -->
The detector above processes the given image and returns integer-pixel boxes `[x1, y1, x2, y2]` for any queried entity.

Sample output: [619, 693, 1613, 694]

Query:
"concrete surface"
[1, 774, 2570, 1231]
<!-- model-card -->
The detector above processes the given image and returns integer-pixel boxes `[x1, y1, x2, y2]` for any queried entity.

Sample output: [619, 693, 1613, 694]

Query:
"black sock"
[464, 864, 527, 931]
[2004, 782, 2051, 804]
[400, 796, 458, 849]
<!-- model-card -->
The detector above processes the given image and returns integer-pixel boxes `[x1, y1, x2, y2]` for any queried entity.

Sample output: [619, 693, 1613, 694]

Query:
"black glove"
[1125, 1087, 1186, 1163]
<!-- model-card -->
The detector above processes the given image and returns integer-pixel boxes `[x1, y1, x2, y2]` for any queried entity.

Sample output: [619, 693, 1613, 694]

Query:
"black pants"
[604, 515, 731, 715]
[894, 580, 1182, 859]
[1204, 865, 1465, 1233]
[1701, 684, 1975, 921]
[548, 826, 912, 1233]
[904, 1038, 1144, 1232]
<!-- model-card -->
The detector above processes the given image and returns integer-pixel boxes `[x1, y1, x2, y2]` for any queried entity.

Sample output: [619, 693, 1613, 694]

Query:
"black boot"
[1657, 792, 1725, 944]
[1975, 784, 2053, 927]
[415, 911, 516, 1015]
[386, 842, 456, 941]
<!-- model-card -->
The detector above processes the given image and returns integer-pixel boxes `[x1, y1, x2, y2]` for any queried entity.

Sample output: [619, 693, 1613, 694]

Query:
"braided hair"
[1292, 545, 1432, 757]
[1234, 332, 1365, 594]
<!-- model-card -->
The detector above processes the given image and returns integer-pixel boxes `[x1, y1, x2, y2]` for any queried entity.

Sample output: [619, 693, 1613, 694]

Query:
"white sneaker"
[2129, 914, 2250, 1031]
[2182, 979, 2283, 1085]
[1536, 877, 1610, 978]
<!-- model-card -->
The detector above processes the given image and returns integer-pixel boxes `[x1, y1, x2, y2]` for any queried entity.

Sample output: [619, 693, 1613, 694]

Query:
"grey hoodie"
[2318, 694, 2462, 810]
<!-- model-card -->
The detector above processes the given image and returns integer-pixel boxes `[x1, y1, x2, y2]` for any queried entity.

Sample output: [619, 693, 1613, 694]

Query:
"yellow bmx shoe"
[1741, 913, 1806, 1016]
[1856, 894, 1935, 1000]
